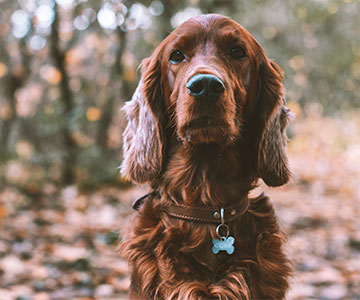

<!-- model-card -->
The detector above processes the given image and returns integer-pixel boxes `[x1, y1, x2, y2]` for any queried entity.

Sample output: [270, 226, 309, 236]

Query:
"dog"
[120, 14, 292, 300]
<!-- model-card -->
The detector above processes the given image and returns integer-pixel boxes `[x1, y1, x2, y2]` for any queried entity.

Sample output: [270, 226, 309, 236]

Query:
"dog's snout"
[186, 74, 225, 103]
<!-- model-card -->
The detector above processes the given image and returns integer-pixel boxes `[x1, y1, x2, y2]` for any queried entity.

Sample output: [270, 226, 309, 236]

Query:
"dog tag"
[212, 208, 235, 255]
[212, 236, 235, 255]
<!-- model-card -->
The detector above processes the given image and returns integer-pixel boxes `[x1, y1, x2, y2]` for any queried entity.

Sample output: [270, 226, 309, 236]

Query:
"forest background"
[0, 0, 359, 299]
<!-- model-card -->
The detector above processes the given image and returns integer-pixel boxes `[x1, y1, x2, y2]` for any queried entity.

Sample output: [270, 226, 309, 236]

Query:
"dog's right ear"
[257, 60, 291, 187]
[121, 52, 165, 184]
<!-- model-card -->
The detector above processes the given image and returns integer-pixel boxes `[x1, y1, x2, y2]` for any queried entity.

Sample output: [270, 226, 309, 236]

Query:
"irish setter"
[120, 14, 292, 300]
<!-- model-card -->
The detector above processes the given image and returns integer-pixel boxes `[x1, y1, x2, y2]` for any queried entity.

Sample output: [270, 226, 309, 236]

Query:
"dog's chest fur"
[122, 190, 290, 299]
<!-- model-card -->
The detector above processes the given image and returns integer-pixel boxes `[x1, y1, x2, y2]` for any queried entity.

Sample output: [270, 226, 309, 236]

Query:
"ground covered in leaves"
[1, 111, 359, 300]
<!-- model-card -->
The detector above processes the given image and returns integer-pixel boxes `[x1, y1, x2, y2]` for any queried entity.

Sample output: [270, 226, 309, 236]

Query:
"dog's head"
[121, 14, 291, 187]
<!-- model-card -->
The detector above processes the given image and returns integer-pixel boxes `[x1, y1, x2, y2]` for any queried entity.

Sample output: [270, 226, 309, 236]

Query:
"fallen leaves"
[0, 185, 141, 299]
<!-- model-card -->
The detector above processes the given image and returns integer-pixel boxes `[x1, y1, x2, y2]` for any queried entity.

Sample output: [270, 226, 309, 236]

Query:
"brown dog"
[120, 14, 292, 300]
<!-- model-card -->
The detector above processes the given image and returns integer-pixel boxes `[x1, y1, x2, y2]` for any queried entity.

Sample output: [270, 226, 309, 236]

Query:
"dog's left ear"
[257, 60, 291, 187]
[121, 48, 166, 184]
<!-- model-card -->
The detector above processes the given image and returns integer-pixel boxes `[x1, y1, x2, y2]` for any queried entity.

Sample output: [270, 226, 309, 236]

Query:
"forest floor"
[0, 110, 359, 300]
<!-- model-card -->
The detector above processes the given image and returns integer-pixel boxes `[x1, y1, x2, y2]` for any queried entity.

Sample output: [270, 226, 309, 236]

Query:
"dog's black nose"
[186, 74, 225, 103]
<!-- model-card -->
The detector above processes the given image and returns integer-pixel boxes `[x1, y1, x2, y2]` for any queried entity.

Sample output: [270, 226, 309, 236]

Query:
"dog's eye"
[229, 46, 246, 60]
[170, 50, 185, 64]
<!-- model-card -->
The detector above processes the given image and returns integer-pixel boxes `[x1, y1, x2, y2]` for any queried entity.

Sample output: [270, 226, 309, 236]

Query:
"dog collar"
[132, 191, 249, 224]
[162, 201, 249, 224]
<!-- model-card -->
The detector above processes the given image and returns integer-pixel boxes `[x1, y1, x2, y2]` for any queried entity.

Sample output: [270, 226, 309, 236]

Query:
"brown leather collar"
[132, 191, 249, 224]
[162, 201, 249, 224]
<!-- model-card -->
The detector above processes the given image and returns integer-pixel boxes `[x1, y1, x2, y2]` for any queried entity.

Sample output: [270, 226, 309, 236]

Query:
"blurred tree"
[0, 3, 32, 155]
[49, 1, 77, 184]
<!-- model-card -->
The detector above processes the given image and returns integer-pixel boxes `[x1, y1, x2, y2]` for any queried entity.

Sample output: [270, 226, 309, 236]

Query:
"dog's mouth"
[186, 116, 221, 129]
[178, 116, 237, 145]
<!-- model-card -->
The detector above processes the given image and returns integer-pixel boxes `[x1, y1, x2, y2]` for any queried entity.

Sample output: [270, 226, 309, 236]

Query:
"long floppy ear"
[257, 60, 291, 187]
[120, 52, 165, 184]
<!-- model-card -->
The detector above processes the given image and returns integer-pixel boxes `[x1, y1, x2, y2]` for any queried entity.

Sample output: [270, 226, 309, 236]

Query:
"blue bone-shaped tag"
[212, 236, 235, 255]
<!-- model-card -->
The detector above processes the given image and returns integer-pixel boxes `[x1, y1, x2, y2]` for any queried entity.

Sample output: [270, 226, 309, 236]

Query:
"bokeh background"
[0, 0, 359, 299]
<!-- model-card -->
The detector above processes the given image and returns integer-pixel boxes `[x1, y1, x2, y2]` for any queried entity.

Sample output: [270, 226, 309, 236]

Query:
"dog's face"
[121, 14, 291, 187]
[159, 15, 260, 145]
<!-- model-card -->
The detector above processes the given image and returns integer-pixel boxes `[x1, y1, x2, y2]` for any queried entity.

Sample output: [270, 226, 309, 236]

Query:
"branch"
[64, 2, 83, 52]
